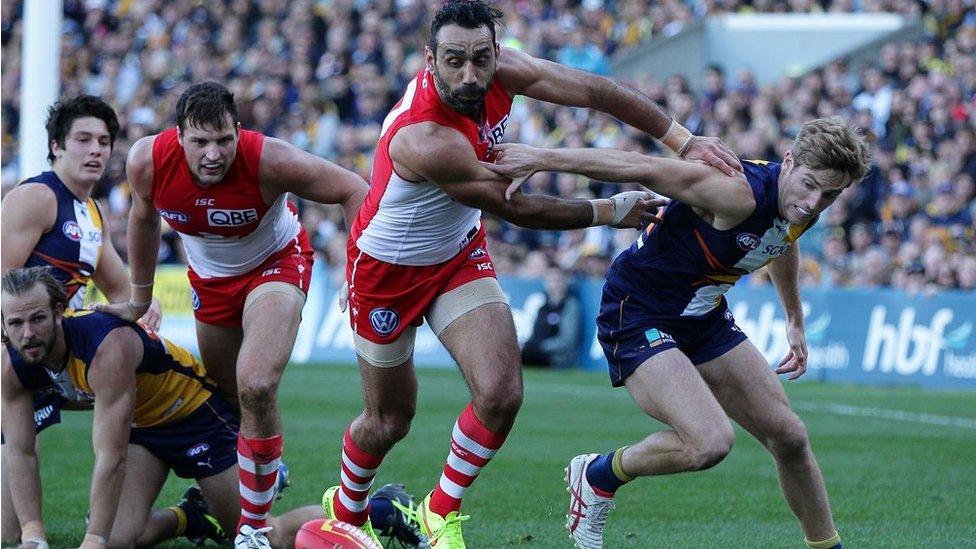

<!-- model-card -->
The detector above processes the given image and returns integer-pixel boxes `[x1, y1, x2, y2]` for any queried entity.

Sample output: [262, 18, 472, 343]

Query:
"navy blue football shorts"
[596, 282, 748, 387]
[129, 395, 239, 479]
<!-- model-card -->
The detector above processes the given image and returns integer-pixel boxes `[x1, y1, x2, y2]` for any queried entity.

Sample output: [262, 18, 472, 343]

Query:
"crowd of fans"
[1, 0, 974, 294]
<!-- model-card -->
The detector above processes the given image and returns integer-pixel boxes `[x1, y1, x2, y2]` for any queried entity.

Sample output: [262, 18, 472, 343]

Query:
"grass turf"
[34, 363, 976, 548]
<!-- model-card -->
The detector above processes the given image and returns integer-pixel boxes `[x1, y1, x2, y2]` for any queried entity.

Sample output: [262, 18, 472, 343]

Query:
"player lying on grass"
[0, 267, 421, 549]
[482, 117, 870, 549]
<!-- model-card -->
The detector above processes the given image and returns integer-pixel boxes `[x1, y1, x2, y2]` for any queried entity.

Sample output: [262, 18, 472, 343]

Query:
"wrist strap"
[130, 281, 154, 289]
[84, 534, 107, 547]
[661, 119, 694, 156]
[22, 539, 48, 549]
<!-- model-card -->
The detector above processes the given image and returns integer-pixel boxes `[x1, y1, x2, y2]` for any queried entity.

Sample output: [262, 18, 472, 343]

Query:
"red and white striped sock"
[237, 434, 282, 531]
[429, 403, 509, 516]
[332, 426, 384, 527]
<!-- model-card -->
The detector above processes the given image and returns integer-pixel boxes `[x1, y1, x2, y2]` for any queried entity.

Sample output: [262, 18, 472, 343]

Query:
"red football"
[294, 519, 382, 549]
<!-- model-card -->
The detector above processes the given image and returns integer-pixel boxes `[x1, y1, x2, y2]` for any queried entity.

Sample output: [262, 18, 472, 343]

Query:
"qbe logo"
[208, 208, 258, 227]
[186, 442, 210, 457]
[369, 308, 400, 337]
[736, 232, 760, 251]
[62, 221, 83, 241]
[190, 288, 201, 310]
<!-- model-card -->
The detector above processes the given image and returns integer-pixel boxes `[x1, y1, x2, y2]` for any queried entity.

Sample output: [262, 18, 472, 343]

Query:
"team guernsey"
[7, 310, 237, 477]
[20, 171, 105, 309]
[346, 68, 513, 343]
[150, 127, 313, 327]
[598, 160, 816, 386]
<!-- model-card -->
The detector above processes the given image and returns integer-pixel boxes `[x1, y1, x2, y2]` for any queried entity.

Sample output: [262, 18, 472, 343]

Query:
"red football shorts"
[187, 231, 314, 328]
[347, 229, 496, 343]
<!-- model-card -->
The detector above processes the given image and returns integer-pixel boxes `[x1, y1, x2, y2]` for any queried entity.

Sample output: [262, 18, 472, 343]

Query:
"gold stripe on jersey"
[65, 332, 212, 428]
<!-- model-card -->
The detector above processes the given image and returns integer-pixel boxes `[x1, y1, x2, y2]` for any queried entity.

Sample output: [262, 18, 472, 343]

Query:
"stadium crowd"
[1, 0, 974, 294]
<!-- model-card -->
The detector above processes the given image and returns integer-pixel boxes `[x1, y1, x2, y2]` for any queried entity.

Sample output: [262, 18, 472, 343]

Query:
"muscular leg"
[237, 286, 303, 439]
[697, 340, 836, 541]
[618, 348, 734, 477]
[107, 445, 170, 548]
[199, 465, 322, 549]
[196, 321, 244, 408]
[234, 283, 304, 532]
[438, 302, 522, 434]
[328, 331, 418, 528]
[427, 301, 522, 515]
[349, 352, 418, 456]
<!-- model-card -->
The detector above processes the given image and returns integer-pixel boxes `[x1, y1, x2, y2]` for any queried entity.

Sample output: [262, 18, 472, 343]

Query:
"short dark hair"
[429, 0, 504, 56]
[175, 81, 239, 132]
[45, 95, 119, 163]
[1, 267, 69, 312]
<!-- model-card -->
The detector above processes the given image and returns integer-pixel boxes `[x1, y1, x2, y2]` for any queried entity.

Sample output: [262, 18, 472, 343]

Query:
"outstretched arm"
[767, 243, 808, 380]
[482, 143, 755, 222]
[1, 348, 46, 546]
[497, 47, 741, 175]
[391, 123, 664, 230]
[84, 328, 140, 545]
[259, 137, 369, 228]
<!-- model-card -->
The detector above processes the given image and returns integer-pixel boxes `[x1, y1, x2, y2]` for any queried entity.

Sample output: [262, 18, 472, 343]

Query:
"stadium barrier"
[148, 263, 976, 390]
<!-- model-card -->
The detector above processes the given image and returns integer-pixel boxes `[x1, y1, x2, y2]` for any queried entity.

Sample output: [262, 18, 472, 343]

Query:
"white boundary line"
[791, 402, 976, 430]
[527, 383, 976, 431]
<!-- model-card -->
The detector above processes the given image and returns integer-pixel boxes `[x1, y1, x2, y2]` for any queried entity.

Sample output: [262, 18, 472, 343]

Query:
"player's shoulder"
[63, 310, 142, 357]
[1, 177, 58, 222]
[392, 122, 472, 162]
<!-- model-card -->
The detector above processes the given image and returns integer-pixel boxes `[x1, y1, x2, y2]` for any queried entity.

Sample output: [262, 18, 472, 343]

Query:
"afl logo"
[186, 442, 210, 457]
[159, 209, 189, 223]
[62, 221, 83, 241]
[369, 308, 400, 336]
[736, 233, 760, 251]
[190, 288, 201, 311]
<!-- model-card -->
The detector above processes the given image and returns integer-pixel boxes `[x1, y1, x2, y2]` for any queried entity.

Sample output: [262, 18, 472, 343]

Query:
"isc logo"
[208, 208, 258, 226]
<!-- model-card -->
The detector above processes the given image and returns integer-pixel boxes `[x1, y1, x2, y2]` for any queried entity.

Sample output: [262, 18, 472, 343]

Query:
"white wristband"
[23, 538, 49, 549]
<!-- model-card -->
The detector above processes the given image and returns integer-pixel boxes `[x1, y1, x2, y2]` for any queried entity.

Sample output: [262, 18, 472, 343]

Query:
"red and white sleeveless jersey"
[351, 69, 513, 266]
[151, 127, 302, 278]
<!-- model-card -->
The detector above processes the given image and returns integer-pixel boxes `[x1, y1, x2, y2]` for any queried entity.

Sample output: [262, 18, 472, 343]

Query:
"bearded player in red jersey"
[97, 81, 368, 549]
[320, 2, 742, 547]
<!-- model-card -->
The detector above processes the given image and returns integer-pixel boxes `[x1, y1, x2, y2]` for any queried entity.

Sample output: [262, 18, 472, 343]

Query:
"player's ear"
[425, 45, 435, 71]
[782, 150, 794, 173]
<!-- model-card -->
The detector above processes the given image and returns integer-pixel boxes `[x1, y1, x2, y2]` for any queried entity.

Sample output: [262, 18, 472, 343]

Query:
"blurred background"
[2, 0, 975, 384]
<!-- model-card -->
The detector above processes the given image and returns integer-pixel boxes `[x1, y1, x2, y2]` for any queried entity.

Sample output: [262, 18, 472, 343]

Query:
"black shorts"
[129, 395, 239, 479]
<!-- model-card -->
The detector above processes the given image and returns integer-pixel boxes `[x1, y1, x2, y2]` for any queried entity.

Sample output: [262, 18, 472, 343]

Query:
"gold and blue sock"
[584, 446, 633, 495]
[806, 531, 841, 549]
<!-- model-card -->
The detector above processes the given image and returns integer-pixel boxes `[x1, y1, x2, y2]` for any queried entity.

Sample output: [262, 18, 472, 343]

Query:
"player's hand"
[90, 300, 149, 323]
[479, 143, 545, 200]
[775, 323, 808, 380]
[138, 297, 163, 331]
[608, 191, 667, 229]
[682, 136, 742, 177]
[338, 281, 349, 313]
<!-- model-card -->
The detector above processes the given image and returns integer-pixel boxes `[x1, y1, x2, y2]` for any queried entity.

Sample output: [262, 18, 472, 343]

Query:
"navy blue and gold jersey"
[605, 160, 816, 317]
[7, 310, 215, 428]
[20, 172, 105, 308]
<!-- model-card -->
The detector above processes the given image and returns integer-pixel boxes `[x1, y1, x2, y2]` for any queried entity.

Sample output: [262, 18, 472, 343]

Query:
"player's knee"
[238, 375, 280, 414]
[473, 386, 522, 423]
[363, 408, 414, 446]
[766, 416, 810, 460]
[687, 422, 734, 471]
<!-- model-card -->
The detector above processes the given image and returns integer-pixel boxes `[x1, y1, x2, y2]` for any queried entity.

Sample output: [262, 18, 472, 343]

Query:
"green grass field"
[36, 363, 976, 548]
